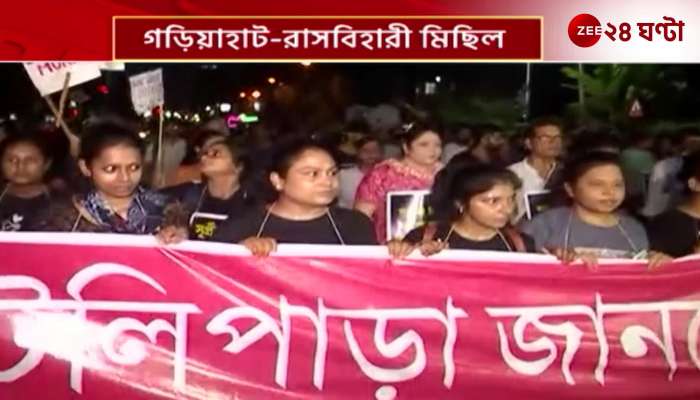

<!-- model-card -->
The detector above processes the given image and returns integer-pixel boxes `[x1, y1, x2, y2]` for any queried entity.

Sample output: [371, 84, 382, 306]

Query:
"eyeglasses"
[534, 135, 563, 143]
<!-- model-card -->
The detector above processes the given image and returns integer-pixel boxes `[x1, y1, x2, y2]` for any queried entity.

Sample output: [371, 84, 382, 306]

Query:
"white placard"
[23, 62, 102, 96]
[386, 189, 431, 241]
[128, 69, 164, 115]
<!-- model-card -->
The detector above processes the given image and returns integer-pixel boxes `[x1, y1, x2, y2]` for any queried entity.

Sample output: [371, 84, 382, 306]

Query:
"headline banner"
[1, 233, 699, 399]
[113, 17, 542, 61]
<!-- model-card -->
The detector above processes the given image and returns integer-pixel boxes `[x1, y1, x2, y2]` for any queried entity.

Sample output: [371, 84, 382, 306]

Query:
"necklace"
[563, 209, 638, 253]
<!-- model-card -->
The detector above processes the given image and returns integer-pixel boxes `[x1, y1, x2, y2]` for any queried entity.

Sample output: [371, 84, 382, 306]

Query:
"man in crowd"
[508, 117, 564, 222]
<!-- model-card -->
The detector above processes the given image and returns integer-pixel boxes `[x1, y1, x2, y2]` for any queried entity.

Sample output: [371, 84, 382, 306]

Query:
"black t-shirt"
[648, 208, 699, 257]
[213, 206, 378, 245]
[0, 192, 53, 232]
[404, 222, 537, 253]
[162, 182, 252, 241]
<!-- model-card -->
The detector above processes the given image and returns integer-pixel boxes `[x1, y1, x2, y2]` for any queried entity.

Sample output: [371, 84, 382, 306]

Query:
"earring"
[458, 205, 465, 214]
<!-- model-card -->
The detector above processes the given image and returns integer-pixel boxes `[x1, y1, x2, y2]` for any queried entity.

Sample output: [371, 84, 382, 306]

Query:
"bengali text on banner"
[1, 233, 699, 399]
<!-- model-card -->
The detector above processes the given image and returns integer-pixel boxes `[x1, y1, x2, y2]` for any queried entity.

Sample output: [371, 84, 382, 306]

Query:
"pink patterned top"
[355, 159, 441, 243]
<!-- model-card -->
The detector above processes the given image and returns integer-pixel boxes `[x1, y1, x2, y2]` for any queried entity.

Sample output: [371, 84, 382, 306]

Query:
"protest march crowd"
[2, 111, 700, 269]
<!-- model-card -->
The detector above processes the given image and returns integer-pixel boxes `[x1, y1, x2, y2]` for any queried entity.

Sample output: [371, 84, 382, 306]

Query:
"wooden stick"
[156, 104, 166, 187]
[55, 72, 71, 128]
[44, 96, 80, 159]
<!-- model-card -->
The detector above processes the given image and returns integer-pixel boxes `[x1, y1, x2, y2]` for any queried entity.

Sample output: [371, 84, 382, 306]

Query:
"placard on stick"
[129, 68, 166, 186]
[23, 62, 102, 96]
[128, 68, 164, 116]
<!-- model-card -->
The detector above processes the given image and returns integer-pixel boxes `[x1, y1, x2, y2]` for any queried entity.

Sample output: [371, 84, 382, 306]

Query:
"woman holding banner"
[163, 133, 255, 241]
[0, 133, 57, 231]
[387, 162, 536, 258]
[649, 150, 700, 257]
[38, 123, 187, 242]
[354, 122, 443, 242]
[521, 151, 670, 269]
[213, 138, 376, 256]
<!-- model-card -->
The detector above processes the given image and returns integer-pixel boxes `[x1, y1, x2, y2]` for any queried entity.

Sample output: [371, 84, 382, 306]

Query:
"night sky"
[0, 63, 698, 122]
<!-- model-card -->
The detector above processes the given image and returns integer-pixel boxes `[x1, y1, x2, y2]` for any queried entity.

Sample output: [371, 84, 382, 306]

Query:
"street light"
[267, 77, 276, 84]
[239, 92, 246, 98]
[252, 90, 261, 99]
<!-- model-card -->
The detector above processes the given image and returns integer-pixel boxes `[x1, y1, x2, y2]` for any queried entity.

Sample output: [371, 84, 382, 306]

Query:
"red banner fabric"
[1, 233, 699, 399]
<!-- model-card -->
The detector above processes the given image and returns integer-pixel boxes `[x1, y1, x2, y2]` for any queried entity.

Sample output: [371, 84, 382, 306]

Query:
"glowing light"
[251, 90, 261, 99]
[239, 113, 259, 123]
[219, 103, 232, 113]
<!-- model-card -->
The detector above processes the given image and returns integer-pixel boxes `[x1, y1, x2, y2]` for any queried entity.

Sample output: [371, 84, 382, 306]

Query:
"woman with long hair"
[354, 122, 443, 242]
[388, 162, 535, 258]
[163, 135, 253, 241]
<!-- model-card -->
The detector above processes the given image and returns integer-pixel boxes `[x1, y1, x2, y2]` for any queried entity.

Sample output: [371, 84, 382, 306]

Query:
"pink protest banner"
[1, 232, 700, 399]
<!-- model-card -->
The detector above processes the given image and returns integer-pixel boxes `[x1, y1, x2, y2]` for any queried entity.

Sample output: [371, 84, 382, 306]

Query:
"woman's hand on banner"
[387, 240, 416, 259]
[546, 247, 599, 271]
[241, 237, 277, 257]
[418, 239, 449, 257]
[647, 251, 673, 271]
[545, 247, 577, 265]
[155, 225, 188, 245]
[577, 252, 599, 271]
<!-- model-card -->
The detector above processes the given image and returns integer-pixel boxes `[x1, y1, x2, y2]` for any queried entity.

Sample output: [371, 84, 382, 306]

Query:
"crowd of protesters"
[2, 113, 700, 269]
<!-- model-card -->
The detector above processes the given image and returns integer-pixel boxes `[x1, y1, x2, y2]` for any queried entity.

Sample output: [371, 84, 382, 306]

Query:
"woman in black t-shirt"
[388, 162, 536, 258]
[649, 150, 700, 257]
[0, 133, 58, 231]
[163, 134, 254, 241]
[213, 139, 376, 255]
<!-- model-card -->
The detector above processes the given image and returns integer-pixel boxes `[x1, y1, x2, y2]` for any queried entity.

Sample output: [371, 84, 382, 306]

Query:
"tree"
[561, 64, 689, 127]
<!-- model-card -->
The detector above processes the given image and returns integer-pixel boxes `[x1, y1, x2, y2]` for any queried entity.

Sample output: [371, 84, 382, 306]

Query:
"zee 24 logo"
[567, 13, 684, 47]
